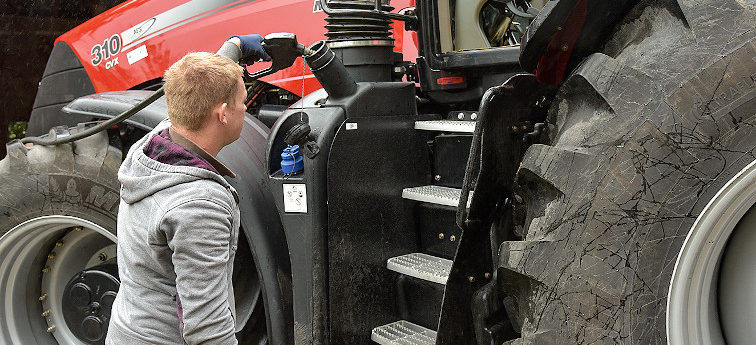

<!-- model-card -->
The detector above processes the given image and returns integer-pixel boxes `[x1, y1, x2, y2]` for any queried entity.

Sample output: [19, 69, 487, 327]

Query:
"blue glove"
[229, 34, 271, 63]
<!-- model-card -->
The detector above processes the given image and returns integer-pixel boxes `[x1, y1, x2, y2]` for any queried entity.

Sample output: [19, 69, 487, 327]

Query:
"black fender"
[63, 90, 295, 345]
[62, 91, 170, 132]
[218, 117, 294, 345]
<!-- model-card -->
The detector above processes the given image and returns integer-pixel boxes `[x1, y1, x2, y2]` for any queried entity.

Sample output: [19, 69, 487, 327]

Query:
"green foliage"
[8, 122, 28, 140]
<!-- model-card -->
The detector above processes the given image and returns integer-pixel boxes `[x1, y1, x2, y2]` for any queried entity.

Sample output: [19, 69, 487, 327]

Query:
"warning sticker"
[283, 184, 307, 213]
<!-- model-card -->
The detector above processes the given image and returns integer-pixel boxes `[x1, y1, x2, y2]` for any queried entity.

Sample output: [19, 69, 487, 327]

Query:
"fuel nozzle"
[247, 33, 310, 79]
[262, 33, 310, 69]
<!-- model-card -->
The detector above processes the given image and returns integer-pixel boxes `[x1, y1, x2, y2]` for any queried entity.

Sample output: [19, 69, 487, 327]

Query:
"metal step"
[372, 320, 437, 345]
[387, 253, 452, 285]
[402, 185, 471, 208]
[414, 120, 475, 133]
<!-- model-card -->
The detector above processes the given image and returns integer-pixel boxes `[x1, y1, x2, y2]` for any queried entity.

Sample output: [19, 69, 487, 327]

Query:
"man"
[106, 35, 269, 345]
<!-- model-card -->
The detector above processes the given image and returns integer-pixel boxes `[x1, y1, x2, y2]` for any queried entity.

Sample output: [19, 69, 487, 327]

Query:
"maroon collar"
[143, 127, 235, 178]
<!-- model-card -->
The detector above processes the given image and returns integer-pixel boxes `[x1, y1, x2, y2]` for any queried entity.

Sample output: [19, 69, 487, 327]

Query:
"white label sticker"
[346, 123, 358, 130]
[283, 184, 307, 213]
[127, 45, 148, 65]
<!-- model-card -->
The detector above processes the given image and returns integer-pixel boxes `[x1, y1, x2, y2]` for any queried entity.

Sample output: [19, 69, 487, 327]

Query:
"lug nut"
[74, 226, 83, 231]
[470, 113, 478, 120]
[55, 241, 64, 247]
[47, 252, 56, 259]
[457, 112, 465, 120]
[434, 175, 441, 181]
[46, 325, 56, 333]
[468, 276, 475, 283]
[99, 252, 108, 262]
[438, 233, 445, 240]
[42, 266, 51, 273]
[41, 310, 50, 317]
[511, 126, 519, 133]
[39, 293, 48, 301]
[484, 272, 491, 279]
[449, 235, 456, 242]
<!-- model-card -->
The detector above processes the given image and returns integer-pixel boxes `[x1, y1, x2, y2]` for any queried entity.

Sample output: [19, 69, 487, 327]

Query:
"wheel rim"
[667, 160, 756, 345]
[0, 215, 116, 345]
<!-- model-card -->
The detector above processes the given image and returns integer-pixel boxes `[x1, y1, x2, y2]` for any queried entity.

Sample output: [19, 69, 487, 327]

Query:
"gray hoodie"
[106, 121, 240, 345]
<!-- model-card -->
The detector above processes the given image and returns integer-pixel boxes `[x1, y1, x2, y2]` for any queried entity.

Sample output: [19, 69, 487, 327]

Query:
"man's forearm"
[216, 39, 242, 62]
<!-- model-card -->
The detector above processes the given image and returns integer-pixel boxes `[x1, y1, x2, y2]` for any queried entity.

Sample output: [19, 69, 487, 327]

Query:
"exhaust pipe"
[305, 41, 358, 100]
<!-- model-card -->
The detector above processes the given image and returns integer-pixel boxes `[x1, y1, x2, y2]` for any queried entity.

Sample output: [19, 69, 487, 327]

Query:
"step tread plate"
[401, 185, 471, 207]
[372, 320, 437, 345]
[387, 253, 452, 285]
[414, 120, 476, 133]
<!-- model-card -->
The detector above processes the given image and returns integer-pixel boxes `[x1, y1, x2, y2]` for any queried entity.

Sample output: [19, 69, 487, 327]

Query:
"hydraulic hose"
[21, 87, 165, 146]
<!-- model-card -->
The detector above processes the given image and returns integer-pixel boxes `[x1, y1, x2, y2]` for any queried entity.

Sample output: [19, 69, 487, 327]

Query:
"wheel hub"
[62, 264, 119, 344]
[0, 216, 116, 345]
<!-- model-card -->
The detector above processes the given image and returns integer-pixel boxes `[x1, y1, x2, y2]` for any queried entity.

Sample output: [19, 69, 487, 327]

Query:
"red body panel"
[57, 0, 417, 96]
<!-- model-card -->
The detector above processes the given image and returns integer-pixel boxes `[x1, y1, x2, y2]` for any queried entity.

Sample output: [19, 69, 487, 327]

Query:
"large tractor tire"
[502, 1, 755, 344]
[0, 127, 121, 345]
[0, 125, 267, 345]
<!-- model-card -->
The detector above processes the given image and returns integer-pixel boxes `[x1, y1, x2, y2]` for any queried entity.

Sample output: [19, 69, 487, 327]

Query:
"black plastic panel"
[28, 41, 95, 136]
[395, 274, 444, 330]
[327, 115, 430, 344]
[433, 134, 473, 188]
[43, 41, 87, 77]
[414, 203, 461, 259]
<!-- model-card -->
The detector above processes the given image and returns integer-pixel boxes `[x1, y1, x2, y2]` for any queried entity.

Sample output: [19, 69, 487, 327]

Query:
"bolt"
[438, 233, 445, 240]
[98, 252, 108, 262]
[41, 310, 50, 317]
[514, 194, 523, 204]
[470, 113, 478, 120]
[457, 112, 465, 120]
[74, 226, 83, 231]
[39, 293, 48, 302]
[450, 235, 456, 242]
[55, 240, 64, 247]
[468, 276, 475, 283]
[42, 266, 51, 273]
[47, 252, 56, 259]
[434, 175, 441, 181]
[561, 44, 569, 52]
[484, 272, 491, 279]
[46, 325, 56, 333]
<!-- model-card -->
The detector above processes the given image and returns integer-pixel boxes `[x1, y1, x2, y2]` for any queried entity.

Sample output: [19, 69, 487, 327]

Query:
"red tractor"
[1, 1, 753, 345]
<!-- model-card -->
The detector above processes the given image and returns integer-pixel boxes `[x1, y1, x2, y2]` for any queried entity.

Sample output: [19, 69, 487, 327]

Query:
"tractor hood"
[54, 0, 415, 95]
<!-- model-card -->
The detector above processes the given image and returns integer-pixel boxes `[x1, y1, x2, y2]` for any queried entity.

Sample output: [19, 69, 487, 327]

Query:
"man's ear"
[214, 102, 229, 125]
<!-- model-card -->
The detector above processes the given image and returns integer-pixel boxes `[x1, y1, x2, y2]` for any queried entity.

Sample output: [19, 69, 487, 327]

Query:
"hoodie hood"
[118, 121, 231, 205]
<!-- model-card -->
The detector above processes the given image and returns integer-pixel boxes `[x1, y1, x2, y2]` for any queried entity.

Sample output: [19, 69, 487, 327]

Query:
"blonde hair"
[164, 52, 243, 131]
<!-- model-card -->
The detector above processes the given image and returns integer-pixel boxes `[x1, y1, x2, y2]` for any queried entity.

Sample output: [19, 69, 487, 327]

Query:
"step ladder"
[414, 120, 476, 133]
[372, 320, 437, 345]
[402, 185, 472, 208]
[386, 253, 452, 285]
[371, 253, 450, 344]
[371, 117, 476, 344]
